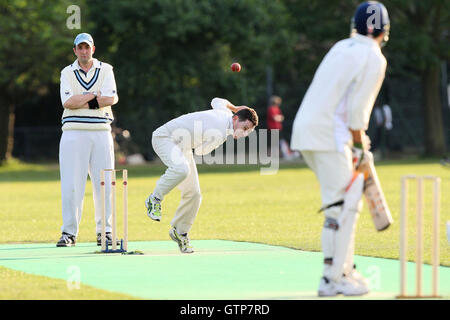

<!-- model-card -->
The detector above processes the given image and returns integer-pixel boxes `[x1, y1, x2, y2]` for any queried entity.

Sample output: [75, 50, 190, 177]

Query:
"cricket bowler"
[290, 1, 390, 296]
[145, 98, 258, 253]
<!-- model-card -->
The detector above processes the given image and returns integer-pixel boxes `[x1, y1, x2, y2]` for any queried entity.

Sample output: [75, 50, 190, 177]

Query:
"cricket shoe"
[345, 266, 370, 291]
[145, 194, 161, 221]
[338, 276, 369, 296]
[96, 232, 121, 246]
[318, 277, 339, 297]
[318, 276, 369, 297]
[169, 227, 194, 253]
[56, 232, 76, 247]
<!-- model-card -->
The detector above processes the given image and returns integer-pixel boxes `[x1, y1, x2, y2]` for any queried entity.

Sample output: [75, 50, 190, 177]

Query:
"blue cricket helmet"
[351, 1, 390, 44]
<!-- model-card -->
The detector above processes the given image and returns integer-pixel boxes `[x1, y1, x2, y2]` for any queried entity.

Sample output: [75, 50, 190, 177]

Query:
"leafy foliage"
[0, 0, 78, 94]
[0, 0, 448, 162]
[89, 0, 293, 154]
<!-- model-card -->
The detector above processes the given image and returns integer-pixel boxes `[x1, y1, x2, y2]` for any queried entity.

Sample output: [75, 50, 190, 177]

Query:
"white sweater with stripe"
[60, 59, 118, 131]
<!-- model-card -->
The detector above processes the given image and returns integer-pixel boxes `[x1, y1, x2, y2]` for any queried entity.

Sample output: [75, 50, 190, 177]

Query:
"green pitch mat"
[0, 240, 448, 299]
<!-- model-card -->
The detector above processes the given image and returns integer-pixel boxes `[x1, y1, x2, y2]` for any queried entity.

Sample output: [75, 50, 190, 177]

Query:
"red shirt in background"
[267, 105, 283, 130]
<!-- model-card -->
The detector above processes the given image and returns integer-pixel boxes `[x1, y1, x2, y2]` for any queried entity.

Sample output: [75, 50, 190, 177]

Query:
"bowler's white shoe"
[145, 194, 161, 221]
[169, 227, 194, 254]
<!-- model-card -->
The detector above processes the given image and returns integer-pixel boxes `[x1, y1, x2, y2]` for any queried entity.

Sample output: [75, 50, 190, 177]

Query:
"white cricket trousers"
[301, 147, 353, 216]
[152, 128, 202, 235]
[301, 146, 360, 278]
[59, 130, 114, 237]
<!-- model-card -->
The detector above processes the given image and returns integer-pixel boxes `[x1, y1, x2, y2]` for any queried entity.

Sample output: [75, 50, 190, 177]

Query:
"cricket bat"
[357, 152, 393, 231]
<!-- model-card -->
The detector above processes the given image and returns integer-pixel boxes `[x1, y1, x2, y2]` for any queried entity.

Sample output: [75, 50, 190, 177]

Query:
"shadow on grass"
[0, 157, 444, 183]
[0, 246, 58, 251]
[372, 158, 444, 167]
[0, 162, 310, 183]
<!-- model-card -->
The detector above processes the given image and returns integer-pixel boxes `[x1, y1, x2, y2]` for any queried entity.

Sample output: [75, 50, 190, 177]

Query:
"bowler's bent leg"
[151, 134, 190, 200]
[170, 151, 202, 235]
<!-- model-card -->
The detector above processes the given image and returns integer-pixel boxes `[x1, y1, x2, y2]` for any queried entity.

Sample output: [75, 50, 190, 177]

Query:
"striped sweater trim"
[62, 116, 113, 124]
[73, 68, 101, 90]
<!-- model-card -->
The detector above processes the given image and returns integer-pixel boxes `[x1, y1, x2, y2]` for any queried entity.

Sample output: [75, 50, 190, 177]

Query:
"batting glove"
[352, 142, 365, 169]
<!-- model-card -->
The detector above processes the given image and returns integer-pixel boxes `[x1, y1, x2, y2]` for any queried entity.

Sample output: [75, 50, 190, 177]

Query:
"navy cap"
[351, 1, 390, 45]
[353, 1, 389, 37]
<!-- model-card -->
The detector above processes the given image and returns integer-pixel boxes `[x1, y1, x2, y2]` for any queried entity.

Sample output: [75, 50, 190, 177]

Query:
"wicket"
[398, 175, 440, 298]
[100, 169, 128, 253]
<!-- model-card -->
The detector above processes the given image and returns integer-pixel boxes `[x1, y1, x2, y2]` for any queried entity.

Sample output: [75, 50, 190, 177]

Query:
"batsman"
[291, 1, 391, 296]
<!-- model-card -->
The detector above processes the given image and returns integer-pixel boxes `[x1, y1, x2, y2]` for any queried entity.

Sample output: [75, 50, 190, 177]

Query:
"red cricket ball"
[231, 62, 241, 72]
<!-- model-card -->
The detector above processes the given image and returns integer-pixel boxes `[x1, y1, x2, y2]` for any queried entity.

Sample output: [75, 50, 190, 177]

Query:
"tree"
[88, 0, 293, 158]
[279, 0, 449, 156]
[277, 0, 358, 121]
[386, 0, 449, 156]
[0, 0, 76, 164]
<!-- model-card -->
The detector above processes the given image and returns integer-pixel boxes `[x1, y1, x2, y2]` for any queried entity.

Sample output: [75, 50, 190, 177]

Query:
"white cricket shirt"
[291, 34, 387, 152]
[153, 98, 234, 155]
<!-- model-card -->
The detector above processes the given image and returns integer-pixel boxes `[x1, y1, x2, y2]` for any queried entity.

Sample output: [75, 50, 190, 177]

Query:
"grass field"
[0, 158, 449, 299]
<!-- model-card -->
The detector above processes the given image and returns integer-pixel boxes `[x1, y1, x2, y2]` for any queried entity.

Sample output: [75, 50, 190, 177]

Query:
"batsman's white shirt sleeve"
[290, 34, 386, 152]
[347, 49, 386, 130]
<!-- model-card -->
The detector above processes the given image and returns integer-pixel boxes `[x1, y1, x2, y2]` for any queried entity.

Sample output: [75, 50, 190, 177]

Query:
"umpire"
[57, 33, 119, 247]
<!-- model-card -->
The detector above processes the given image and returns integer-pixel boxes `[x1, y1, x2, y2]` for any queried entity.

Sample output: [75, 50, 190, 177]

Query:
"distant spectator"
[372, 104, 393, 152]
[112, 125, 144, 165]
[266, 95, 299, 159]
[267, 95, 284, 132]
